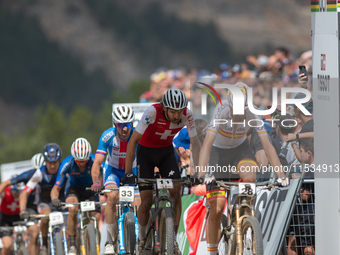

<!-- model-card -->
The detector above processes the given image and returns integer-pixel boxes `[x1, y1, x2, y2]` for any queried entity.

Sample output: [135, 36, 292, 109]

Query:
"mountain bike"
[30, 211, 69, 255]
[215, 181, 278, 255]
[137, 178, 192, 255]
[100, 186, 139, 255]
[0, 221, 29, 255]
[62, 200, 103, 255]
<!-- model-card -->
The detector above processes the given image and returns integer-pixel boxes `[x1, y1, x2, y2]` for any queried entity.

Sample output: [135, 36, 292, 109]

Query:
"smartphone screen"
[299, 65, 308, 82]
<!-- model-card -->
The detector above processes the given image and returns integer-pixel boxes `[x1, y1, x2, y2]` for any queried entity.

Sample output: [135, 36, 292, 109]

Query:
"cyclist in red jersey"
[0, 184, 24, 255]
[125, 89, 200, 255]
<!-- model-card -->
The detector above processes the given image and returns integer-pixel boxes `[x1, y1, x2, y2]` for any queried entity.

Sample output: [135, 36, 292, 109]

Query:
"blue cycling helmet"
[11, 182, 25, 193]
[43, 143, 62, 162]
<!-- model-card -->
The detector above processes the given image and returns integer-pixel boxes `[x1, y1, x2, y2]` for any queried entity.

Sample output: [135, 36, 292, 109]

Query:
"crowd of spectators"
[139, 47, 313, 115]
[138, 46, 315, 254]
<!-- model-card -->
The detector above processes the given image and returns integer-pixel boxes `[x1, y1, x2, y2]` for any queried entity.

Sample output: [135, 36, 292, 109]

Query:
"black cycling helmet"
[43, 143, 62, 162]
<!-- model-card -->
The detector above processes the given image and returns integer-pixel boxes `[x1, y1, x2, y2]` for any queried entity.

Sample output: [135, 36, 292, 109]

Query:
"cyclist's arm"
[125, 130, 143, 174]
[259, 134, 285, 178]
[50, 185, 61, 200]
[92, 154, 105, 184]
[19, 190, 29, 211]
[20, 169, 42, 211]
[189, 135, 200, 169]
[0, 179, 11, 195]
[198, 132, 216, 178]
[255, 150, 269, 168]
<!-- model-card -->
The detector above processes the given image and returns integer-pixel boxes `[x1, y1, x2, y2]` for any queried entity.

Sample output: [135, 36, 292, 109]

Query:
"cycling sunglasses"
[75, 159, 88, 164]
[117, 122, 133, 129]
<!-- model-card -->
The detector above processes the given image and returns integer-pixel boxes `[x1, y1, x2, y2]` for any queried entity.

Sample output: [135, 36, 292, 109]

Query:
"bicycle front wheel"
[144, 209, 155, 255]
[84, 224, 97, 255]
[19, 246, 29, 255]
[55, 232, 64, 255]
[239, 216, 263, 255]
[159, 208, 175, 255]
[124, 211, 136, 255]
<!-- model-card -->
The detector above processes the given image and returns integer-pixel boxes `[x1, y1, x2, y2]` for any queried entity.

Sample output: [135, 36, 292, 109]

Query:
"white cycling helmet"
[227, 82, 249, 110]
[162, 89, 188, 110]
[112, 105, 135, 124]
[31, 153, 45, 169]
[71, 137, 92, 161]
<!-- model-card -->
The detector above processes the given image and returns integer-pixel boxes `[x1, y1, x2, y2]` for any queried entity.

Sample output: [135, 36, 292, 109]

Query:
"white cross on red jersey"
[136, 103, 197, 148]
[0, 186, 20, 215]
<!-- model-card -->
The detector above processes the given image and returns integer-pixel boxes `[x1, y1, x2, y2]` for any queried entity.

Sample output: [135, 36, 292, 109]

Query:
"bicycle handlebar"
[136, 177, 194, 186]
[61, 201, 105, 208]
[215, 181, 280, 190]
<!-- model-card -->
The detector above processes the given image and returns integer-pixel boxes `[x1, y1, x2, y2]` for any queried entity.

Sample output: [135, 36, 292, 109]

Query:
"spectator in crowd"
[286, 94, 314, 143]
[274, 115, 299, 166]
[288, 138, 315, 255]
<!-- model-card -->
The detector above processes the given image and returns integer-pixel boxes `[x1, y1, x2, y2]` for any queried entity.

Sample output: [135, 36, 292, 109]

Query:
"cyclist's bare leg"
[28, 224, 39, 255]
[66, 195, 79, 237]
[90, 211, 101, 224]
[137, 190, 153, 240]
[1, 236, 12, 255]
[168, 182, 182, 234]
[238, 163, 256, 183]
[131, 196, 141, 211]
[39, 206, 52, 246]
[206, 196, 226, 245]
[105, 184, 119, 242]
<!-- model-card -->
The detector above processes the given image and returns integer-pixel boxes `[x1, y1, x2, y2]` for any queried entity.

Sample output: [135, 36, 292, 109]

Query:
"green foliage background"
[0, 1, 233, 164]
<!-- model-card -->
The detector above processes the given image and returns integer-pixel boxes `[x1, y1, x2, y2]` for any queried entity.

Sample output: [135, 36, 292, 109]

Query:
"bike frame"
[218, 181, 277, 255]
[79, 210, 100, 255]
[100, 186, 139, 255]
[117, 203, 139, 254]
[48, 212, 68, 255]
[63, 201, 102, 255]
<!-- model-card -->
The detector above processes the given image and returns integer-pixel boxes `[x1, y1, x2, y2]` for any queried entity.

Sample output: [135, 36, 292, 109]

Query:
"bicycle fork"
[49, 225, 55, 255]
[62, 224, 68, 254]
[234, 202, 255, 255]
[80, 214, 86, 255]
[90, 216, 100, 255]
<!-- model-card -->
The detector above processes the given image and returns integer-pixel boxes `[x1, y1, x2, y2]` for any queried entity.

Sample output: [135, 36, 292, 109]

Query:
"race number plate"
[81, 201, 96, 212]
[156, 179, 173, 189]
[49, 212, 64, 226]
[119, 186, 134, 202]
[238, 183, 256, 197]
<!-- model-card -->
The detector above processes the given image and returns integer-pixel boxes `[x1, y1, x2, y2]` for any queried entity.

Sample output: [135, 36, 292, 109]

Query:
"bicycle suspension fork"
[80, 213, 86, 255]
[90, 215, 100, 255]
[62, 224, 68, 254]
[49, 225, 55, 255]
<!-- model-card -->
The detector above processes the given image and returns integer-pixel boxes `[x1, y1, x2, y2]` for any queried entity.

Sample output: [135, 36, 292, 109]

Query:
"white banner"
[0, 160, 32, 182]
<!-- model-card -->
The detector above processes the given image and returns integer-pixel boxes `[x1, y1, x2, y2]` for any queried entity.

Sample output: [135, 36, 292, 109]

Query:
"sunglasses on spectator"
[117, 123, 133, 129]
[75, 160, 88, 164]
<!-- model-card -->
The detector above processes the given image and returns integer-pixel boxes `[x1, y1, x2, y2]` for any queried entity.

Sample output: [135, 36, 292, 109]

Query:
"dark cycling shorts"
[209, 140, 257, 180]
[0, 213, 20, 237]
[137, 144, 181, 192]
[206, 140, 257, 199]
[65, 179, 100, 212]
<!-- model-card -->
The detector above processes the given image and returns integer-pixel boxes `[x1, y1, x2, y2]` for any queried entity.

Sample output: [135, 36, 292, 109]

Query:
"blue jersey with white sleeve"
[24, 165, 59, 203]
[55, 154, 97, 189]
[11, 169, 38, 206]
